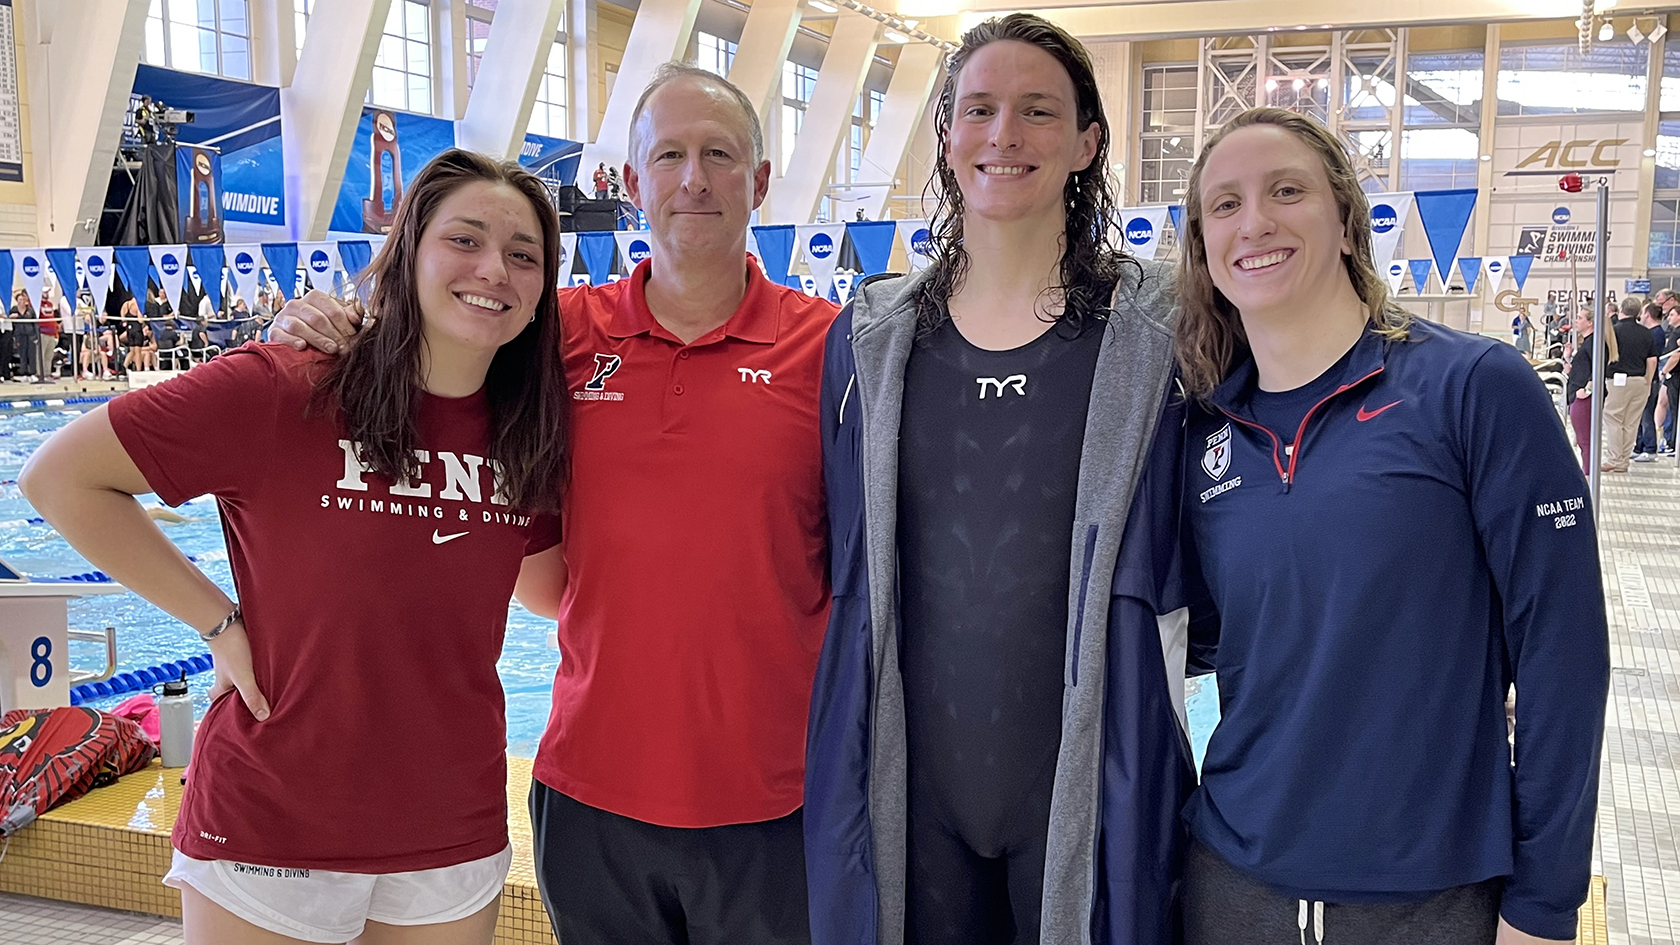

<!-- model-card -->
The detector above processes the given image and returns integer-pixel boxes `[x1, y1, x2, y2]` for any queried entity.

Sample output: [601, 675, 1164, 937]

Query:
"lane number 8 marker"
[30, 636, 51, 686]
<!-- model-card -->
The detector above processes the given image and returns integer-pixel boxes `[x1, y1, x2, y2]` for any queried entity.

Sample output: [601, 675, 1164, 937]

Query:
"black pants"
[1184, 841, 1500, 945]
[0, 328, 12, 379]
[1638, 374, 1663, 453]
[529, 780, 811, 945]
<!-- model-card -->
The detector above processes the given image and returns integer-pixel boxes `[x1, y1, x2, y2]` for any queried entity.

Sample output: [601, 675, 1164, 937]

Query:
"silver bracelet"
[200, 604, 241, 642]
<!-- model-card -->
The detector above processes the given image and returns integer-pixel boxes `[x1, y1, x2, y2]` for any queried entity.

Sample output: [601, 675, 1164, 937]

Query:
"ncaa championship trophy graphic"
[363, 110, 404, 233]
[183, 149, 223, 244]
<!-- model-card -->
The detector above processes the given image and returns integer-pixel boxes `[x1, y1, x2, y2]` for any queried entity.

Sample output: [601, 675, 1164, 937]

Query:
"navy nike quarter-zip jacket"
[1184, 319, 1609, 941]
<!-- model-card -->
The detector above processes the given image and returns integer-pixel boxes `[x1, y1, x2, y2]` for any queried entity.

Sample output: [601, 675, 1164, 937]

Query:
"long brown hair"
[1175, 107, 1410, 397]
[319, 149, 566, 512]
[911, 13, 1133, 337]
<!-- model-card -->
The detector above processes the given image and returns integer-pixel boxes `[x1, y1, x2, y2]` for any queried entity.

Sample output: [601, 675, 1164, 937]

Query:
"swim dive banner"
[132, 65, 284, 228]
[331, 108, 458, 235]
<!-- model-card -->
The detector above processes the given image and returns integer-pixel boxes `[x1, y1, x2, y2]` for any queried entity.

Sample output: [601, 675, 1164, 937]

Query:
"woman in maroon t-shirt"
[22, 150, 570, 945]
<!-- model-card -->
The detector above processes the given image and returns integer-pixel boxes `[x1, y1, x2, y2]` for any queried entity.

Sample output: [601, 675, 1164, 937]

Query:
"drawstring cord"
[1297, 900, 1324, 945]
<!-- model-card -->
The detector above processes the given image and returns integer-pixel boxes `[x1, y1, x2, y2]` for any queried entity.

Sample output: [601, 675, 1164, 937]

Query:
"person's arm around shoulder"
[513, 545, 567, 619]
[19, 407, 270, 720]
[269, 289, 364, 354]
[1461, 343, 1609, 944]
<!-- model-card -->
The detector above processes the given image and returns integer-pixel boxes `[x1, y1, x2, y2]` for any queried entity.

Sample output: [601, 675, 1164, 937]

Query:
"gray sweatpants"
[1183, 841, 1500, 945]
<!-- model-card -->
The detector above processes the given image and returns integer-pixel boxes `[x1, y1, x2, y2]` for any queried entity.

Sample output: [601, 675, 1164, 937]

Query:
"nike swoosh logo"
[1356, 400, 1403, 422]
[432, 530, 469, 545]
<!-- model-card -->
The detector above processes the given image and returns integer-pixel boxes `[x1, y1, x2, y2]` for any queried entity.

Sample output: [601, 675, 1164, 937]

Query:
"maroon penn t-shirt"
[108, 343, 561, 871]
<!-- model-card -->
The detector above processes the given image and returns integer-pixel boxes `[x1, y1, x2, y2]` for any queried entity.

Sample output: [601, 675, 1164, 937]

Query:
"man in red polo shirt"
[273, 65, 835, 945]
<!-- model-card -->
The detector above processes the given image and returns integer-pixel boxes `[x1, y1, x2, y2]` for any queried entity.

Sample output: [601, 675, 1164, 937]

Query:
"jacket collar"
[607, 254, 779, 344]
[1209, 322, 1390, 413]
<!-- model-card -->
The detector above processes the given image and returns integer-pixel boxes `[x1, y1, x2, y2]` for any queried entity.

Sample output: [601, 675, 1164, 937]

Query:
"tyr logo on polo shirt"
[576, 353, 625, 402]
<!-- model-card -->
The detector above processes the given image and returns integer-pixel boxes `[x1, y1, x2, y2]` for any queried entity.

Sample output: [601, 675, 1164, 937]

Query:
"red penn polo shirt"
[534, 256, 837, 828]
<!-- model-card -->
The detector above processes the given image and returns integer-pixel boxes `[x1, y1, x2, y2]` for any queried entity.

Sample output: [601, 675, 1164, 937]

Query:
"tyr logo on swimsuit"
[976, 375, 1027, 399]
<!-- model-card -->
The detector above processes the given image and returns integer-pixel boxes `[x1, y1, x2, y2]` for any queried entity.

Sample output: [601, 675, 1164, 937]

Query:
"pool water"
[2, 401, 1220, 769]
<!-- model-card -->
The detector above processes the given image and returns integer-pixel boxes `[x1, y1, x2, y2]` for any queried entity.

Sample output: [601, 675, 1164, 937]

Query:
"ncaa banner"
[613, 230, 654, 272]
[1384, 259, 1407, 294]
[1116, 207, 1171, 261]
[300, 241, 343, 292]
[1367, 192, 1414, 268]
[149, 245, 189, 307]
[224, 244, 262, 297]
[896, 218, 934, 271]
[1482, 256, 1509, 291]
[797, 223, 847, 299]
[77, 248, 115, 308]
[12, 249, 45, 304]
[558, 232, 578, 277]
[833, 272, 855, 305]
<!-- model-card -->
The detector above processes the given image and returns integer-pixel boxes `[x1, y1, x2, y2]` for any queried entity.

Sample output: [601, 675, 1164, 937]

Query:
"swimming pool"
[2, 399, 1218, 767]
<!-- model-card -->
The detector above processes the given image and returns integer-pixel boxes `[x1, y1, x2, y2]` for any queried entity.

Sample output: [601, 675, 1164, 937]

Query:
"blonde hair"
[1175, 107, 1411, 397]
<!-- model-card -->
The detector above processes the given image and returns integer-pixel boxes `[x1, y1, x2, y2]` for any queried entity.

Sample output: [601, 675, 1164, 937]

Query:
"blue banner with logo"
[752, 225, 796, 287]
[261, 242, 299, 301]
[613, 231, 654, 272]
[114, 246, 153, 299]
[1167, 204, 1184, 237]
[1510, 254, 1536, 292]
[189, 245, 225, 310]
[1409, 258, 1434, 294]
[846, 220, 897, 277]
[333, 107, 457, 235]
[1116, 207, 1170, 261]
[133, 64, 284, 227]
[518, 133, 583, 188]
[0, 251, 11, 296]
[1457, 257, 1481, 295]
[1413, 189, 1476, 292]
[175, 144, 225, 243]
[44, 249, 79, 306]
[577, 232, 616, 285]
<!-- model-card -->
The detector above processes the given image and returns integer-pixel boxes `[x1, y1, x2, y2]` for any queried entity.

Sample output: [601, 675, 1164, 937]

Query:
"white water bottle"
[157, 673, 194, 768]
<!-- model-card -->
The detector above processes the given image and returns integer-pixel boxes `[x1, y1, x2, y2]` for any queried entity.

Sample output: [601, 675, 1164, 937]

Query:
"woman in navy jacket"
[1174, 107, 1608, 945]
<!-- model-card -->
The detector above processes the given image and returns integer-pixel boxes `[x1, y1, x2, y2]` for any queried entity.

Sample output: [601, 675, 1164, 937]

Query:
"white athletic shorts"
[163, 844, 512, 943]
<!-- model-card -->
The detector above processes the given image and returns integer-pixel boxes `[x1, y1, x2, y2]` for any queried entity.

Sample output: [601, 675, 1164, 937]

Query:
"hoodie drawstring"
[1296, 900, 1324, 945]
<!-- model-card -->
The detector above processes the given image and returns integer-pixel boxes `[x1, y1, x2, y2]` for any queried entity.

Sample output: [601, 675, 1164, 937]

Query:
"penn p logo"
[1201, 423, 1232, 480]
[585, 353, 622, 391]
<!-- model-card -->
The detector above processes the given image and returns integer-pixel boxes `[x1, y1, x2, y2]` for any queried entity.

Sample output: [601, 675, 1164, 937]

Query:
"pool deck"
[0, 378, 128, 404]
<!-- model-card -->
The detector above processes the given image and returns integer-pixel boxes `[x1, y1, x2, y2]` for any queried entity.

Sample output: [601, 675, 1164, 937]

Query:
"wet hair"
[317, 148, 567, 513]
[1175, 107, 1411, 397]
[628, 63, 765, 166]
[910, 13, 1132, 338]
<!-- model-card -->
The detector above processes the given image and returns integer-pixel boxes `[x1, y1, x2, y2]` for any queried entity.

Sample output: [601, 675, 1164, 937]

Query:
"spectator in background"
[155, 318, 182, 370]
[1605, 296, 1658, 473]
[1568, 307, 1612, 474]
[37, 291, 59, 380]
[1660, 299, 1680, 456]
[123, 314, 149, 373]
[0, 293, 13, 381]
[251, 289, 272, 322]
[11, 289, 40, 382]
[197, 289, 216, 323]
[592, 161, 609, 199]
[1637, 301, 1669, 461]
[83, 308, 115, 379]
[187, 317, 212, 362]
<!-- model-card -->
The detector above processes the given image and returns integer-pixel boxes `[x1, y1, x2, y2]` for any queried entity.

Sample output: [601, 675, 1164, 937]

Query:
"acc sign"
[1370, 203, 1397, 233]
[1552, 207, 1571, 225]
[808, 233, 835, 259]
[159, 253, 180, 276]
[309, 250, 332, 274]
[1124, 218, 1154, 246]
[910, 228, 933, 257]
[626, 239, 652, 264]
